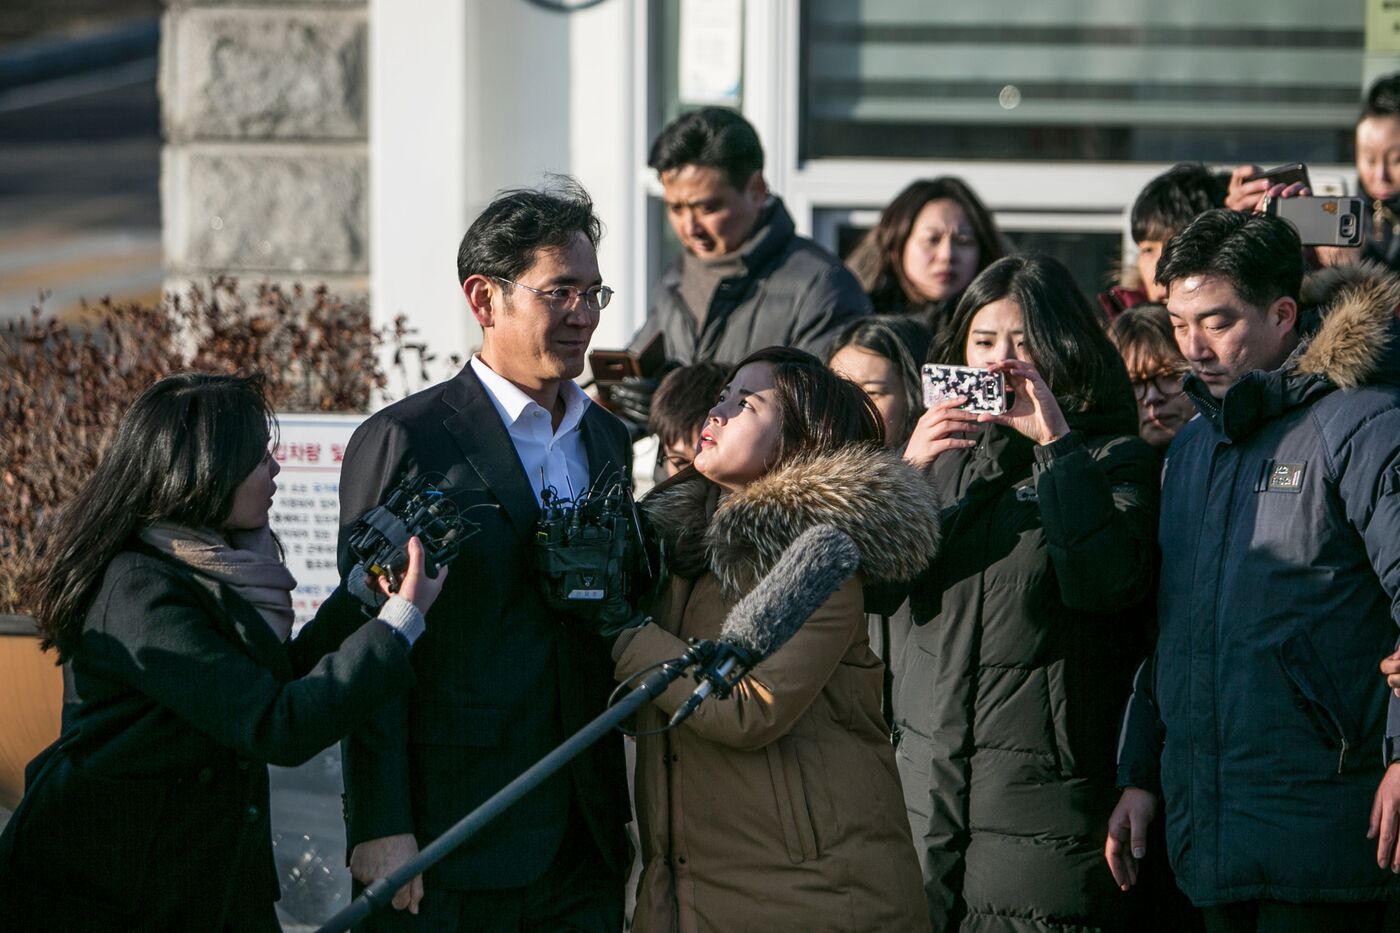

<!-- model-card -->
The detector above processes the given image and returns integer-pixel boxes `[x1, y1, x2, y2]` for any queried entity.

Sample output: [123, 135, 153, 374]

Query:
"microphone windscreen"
[717, 524, 860, 662]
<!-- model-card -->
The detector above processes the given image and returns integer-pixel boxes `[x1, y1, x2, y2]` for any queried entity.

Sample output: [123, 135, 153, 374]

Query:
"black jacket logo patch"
[1266, 461, 1306, 493]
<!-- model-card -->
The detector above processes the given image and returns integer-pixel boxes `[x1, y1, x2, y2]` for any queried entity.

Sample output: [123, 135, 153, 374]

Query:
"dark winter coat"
[628, 197, 871, 366]
[0, 550, 411, 932]
[1120, 262, 1400, 907]
[895, 397, 1161, 932]
[615, 447, 941, 933]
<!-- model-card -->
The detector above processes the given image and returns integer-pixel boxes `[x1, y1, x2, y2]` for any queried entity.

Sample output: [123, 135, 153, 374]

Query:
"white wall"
[370, 0, 642, 395]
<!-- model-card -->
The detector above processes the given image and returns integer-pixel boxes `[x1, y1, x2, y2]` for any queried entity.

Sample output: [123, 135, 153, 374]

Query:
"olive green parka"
[894, 395, 1160, 933]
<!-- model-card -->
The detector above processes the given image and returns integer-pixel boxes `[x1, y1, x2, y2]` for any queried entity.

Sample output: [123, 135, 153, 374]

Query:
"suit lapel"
[581, 406, 626, 493]
[442, 366, 541, 542]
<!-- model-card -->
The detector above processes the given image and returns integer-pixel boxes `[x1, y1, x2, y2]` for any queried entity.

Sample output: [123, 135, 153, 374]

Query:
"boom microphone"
[668, 524, 861, 727]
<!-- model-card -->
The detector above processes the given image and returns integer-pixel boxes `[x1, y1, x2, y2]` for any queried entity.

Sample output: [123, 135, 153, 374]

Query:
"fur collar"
[1295, 261, 1400, 388]
[642, 446, 942, 597]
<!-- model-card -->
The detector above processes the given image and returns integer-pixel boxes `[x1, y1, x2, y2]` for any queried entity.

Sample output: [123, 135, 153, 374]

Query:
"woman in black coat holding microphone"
[0, 373, 444, 932]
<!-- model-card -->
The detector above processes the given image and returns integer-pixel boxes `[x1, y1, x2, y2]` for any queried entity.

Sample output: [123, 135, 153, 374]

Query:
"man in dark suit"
[335, 180, 633, 931]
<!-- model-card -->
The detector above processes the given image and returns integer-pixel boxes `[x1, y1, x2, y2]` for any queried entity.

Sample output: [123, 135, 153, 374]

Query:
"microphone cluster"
[346, 474, 478, 591]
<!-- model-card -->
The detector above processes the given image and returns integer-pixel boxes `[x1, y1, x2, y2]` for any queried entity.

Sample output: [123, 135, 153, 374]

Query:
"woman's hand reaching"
[375, 536, 448, 616]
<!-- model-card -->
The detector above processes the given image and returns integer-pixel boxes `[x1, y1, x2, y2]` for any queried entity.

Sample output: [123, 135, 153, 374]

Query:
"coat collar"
[642, 445, 941, 597]
[134, 544, 294, 680]
[1186, 262, 1400, 441]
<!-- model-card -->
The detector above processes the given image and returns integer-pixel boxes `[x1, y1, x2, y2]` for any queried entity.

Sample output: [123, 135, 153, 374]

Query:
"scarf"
[138, 522, 297, 642]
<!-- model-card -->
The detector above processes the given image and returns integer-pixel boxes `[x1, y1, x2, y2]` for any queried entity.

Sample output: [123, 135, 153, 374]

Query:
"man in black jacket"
[336, 180, 633, 931]
[614, 108, 870, 426]
[1108, 210, 1400, 931]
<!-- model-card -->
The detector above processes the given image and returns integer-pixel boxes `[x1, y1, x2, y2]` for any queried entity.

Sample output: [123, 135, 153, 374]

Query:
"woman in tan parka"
[612, 347, 941, 933]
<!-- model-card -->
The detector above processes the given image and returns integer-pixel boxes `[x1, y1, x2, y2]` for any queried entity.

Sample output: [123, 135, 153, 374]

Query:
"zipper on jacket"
[1338, 737, 1349, 775]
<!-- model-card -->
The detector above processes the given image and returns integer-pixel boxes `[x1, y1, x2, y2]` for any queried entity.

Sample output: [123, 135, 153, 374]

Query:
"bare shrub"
[0, 279, 454, 613]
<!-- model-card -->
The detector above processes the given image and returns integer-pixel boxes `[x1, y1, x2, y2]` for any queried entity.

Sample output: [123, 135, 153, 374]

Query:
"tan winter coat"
[615, 447, 941, 933]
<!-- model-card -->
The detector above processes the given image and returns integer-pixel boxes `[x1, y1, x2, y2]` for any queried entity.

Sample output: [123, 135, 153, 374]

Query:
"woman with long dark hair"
[826, 314, 929, 450]
[0, 372, 443, 931]
[896, 256, 1160, 932]
[847, 177, 1005, 343]
[615, 347, 941, 932]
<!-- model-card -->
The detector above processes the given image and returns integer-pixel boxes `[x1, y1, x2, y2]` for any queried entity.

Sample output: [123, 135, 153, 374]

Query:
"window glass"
[825, 210, 1120, 309]
[802, 0, 1362, 162]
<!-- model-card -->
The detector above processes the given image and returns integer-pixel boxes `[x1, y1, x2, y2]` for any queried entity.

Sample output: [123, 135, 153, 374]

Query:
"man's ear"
[1268, 294, 1298, 334]
[463, 275, 498, 329]
[744, 170, 769, 205]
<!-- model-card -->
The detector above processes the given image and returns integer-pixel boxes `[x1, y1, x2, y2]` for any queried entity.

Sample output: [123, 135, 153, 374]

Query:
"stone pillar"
[160, 0, 369, 295]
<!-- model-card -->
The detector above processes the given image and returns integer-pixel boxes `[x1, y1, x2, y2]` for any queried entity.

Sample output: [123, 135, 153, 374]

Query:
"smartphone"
[921, 364, 1007, 415]
[589, 332, 667, 404]
[1245, 162, 1312, 191]
[589, 350, 641, 384]
[1266, 196, 1364, 247]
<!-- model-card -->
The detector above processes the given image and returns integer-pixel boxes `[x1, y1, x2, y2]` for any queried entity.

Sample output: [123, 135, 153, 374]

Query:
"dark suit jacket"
[335, 364, 632, 891]
[0, 549, 412, 932]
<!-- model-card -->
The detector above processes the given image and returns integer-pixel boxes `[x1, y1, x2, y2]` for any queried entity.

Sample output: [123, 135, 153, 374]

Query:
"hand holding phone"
[922, 364, 1007, 414]
[589, 332, 667, 418]
[1229, 163, 1311, 212]
[977, 359, 1071, 448]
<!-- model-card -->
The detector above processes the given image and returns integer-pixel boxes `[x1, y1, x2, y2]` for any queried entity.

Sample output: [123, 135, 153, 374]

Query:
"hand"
[1225, 164, 1267, 212]
[976, 360, 1070, 447]
[1255, 181, 1311, 214]
[348, 561, 388, 610]
[903, 396, 983, 470]
[607, 375, 662, 426]
[1381, 649, 1400, 698]
[350, 833, 424, 913]
[376, 536, 448, 616]
[1369, 763, 1400, 871]
[1105, 787, 1157, 891]
[1315, 244, 1363, 268]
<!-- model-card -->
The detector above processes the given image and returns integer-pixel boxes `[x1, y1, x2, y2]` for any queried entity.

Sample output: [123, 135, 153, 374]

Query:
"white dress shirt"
[470, 355, 592, 507]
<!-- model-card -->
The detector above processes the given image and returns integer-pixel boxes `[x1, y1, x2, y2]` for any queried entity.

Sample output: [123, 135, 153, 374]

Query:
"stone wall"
[160, 0, 368, 294]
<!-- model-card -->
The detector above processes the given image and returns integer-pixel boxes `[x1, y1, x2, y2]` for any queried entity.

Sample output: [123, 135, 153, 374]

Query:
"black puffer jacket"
[1120, 262, 1400, 907]
[628, 197, 871, 366]
[894, 394, 1160, 932]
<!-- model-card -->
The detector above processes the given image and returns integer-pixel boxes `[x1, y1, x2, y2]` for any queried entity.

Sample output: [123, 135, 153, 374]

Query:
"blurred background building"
[5, 0, 1397, 347]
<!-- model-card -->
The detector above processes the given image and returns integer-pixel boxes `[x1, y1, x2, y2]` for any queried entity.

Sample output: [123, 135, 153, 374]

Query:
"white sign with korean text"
[269, 413, 365, 631]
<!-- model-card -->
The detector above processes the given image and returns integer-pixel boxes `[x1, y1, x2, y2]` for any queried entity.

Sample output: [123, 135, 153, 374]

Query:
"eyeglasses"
[1130, 370, 1187, 400]
[492, 276, 614, 311]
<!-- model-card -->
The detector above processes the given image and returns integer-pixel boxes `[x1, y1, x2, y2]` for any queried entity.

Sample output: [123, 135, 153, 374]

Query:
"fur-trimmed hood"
[1186, 262, 1400, 439]
[642, 446, 942, 598]
[1294, 261, 1400, 389]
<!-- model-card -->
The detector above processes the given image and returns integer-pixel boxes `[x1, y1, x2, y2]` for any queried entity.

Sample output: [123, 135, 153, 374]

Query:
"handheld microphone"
[668, 524, 860, 727]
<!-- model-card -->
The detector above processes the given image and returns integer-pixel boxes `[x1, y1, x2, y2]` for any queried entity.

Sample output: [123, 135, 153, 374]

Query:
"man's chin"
[1193, 373, 1231, 399]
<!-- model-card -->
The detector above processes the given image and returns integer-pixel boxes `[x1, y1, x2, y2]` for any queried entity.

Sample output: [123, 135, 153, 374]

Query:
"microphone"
[668, 524, 861, 727]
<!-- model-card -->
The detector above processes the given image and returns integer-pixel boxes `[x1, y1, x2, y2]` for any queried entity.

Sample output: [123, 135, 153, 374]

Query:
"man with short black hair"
[337, 179, 632, 931]
[1107, 209, 1400, 932]
[614, 108, 870, 426]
